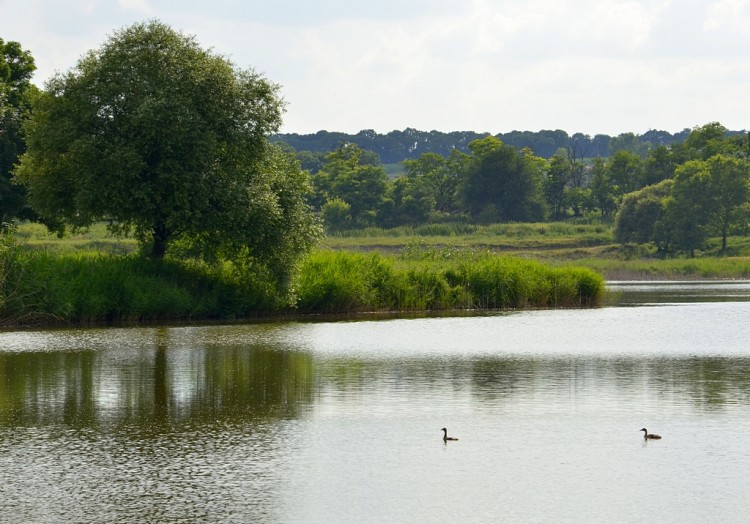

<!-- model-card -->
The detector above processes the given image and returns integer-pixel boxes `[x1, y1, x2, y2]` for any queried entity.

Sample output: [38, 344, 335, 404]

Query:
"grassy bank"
[4, 217, 749, 326]
[0, 235, 605, 326]
[0, 251, 282, 326]
[297, 251, 604, 313]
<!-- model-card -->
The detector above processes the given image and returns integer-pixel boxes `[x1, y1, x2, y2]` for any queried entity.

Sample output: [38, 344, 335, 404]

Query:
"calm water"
[2, 282, 750, 523]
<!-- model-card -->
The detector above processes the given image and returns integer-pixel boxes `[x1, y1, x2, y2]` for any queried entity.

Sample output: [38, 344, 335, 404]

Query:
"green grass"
[296, 250, 604, 312]
[14, 220, 750, 282]
[15, 222, 138, 254]
[0, 246, 284, 326]
[324, 222, 614, 252]
[0, 238, 606, 325]
[324, 222, 750, 280]
[17, 216, 750, 325]
[560, 256, 750, 280]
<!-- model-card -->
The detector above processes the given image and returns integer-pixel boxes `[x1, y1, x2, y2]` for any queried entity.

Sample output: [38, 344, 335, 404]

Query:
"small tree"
[312, 143, 389, 226]
[614, 179, 673, 252]
[321, 198, 352, 232]
[589, 158, 617, 216]
[544, 153, 573, 220]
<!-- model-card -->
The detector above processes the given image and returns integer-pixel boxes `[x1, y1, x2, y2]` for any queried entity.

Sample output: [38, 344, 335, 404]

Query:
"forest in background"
[272, 122, 750, 259]
[273, 127, 748, 164]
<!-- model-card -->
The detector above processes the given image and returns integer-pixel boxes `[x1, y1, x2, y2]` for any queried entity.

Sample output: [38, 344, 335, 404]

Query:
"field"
[14, 221, 750, 280]
[323, 222, 750, 280]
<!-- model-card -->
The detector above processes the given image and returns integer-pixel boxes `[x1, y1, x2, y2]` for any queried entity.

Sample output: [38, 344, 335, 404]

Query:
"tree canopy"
[0, 38, 37, 219]
[15, 21, 319, 291]
[461, 136, 546, 223]
[311, 143, 389, 228]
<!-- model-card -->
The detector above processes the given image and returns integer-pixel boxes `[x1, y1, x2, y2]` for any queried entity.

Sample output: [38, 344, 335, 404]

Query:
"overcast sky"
[2, 0, 749, 136]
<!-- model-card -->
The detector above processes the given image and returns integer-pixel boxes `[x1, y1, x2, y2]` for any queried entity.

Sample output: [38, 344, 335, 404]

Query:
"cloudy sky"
[2, 0, 749, 136]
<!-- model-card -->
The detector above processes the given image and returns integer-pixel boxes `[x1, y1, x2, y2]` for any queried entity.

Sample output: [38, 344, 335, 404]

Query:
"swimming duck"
[441, 427, 458, 441]
[640, 428, 662, 440]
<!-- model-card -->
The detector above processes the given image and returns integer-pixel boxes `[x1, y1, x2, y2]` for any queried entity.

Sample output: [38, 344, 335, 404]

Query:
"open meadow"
[322, 222, 750, 280]
[16, 221, 750, 281]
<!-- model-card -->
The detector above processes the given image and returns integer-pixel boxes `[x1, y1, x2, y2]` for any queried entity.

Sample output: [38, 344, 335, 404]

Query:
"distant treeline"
[270, 127, 746, 163]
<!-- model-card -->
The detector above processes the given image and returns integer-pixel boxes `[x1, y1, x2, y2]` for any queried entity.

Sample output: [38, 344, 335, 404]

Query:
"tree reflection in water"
[2, 327, 750, 431]
[0, 328, 314, 431]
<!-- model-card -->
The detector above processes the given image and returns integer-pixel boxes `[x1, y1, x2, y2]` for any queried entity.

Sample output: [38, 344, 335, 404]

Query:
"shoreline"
[6, 277, 750, 331]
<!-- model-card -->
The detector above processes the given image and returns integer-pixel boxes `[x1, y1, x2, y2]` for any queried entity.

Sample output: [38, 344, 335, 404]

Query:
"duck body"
[441, 427, 458, 441]
[640, 428, 662, 440]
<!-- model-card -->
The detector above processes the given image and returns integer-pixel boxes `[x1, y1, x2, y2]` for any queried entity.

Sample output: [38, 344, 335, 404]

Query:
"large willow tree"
[16, 21, 319, 293]
[0, 38, 37, 219]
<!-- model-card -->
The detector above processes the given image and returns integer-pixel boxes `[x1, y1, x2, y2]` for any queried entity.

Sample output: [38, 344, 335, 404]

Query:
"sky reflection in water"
[1, 283, 750, 522]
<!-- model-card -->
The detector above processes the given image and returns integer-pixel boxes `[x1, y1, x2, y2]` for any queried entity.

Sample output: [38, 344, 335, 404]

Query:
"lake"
[2, 281, 750, 523]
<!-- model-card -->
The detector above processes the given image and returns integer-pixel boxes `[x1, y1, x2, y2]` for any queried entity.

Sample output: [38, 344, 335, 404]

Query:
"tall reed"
[297, 251, 604, 313]
[0, 249, 284, 325]
[0, 228, 605, 325]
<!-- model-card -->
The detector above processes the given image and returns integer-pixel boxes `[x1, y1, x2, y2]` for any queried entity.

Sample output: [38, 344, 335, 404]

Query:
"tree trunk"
[151, 222, 169, 259]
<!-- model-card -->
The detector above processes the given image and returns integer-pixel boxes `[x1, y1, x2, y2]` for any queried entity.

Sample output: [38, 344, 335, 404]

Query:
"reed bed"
[0, 227, 605, 325]
[296, 250, 604, 313]
[0, 249, 604, 325]
[0, 246, 282, 326]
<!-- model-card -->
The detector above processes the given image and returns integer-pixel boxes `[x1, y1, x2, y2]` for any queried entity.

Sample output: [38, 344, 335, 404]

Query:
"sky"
[2, 0, 749, 136]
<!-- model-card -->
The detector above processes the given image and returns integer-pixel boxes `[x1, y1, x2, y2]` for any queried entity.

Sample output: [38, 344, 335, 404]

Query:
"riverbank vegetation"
[0, 228, 605, 326]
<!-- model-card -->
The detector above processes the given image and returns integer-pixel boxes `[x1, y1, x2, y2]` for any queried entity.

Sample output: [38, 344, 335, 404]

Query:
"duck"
[441, 427, 459, 441]
[640, 428, 662, 440]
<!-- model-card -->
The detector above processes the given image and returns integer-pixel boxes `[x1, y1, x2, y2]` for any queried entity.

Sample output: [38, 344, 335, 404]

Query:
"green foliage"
[0, 248, 286, 326]
[313, 143, 389, 227]
[403, 151, 461, 214]
[685, 122, 732, 159]
[615, 179, 673, 248]
[607, 150, 644, 197]
[321, 198, 352, 233]
[704, 155, 750, 253]
[14, 20, 319, 294]
[544, 153, 573, 220]
[461, 137, 547, 222]
[661, 155, 750, 256]
[296, 251, 399, 312]
[296, 250, 604, 313]
[455, 256, 603, 308]
[607, 132, 651, 157]
[297, 122, 749, 232]
[0, 38, 37, 219]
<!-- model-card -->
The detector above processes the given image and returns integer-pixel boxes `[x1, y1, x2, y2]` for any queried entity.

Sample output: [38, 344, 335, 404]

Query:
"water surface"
[2, 282, 750, 523]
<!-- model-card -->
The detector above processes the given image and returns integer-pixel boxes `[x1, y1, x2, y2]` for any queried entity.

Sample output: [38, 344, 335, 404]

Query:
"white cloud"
[118, 0, 152, 14]
[705, 0, 750, 31]
[2, 0, 749, 134]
